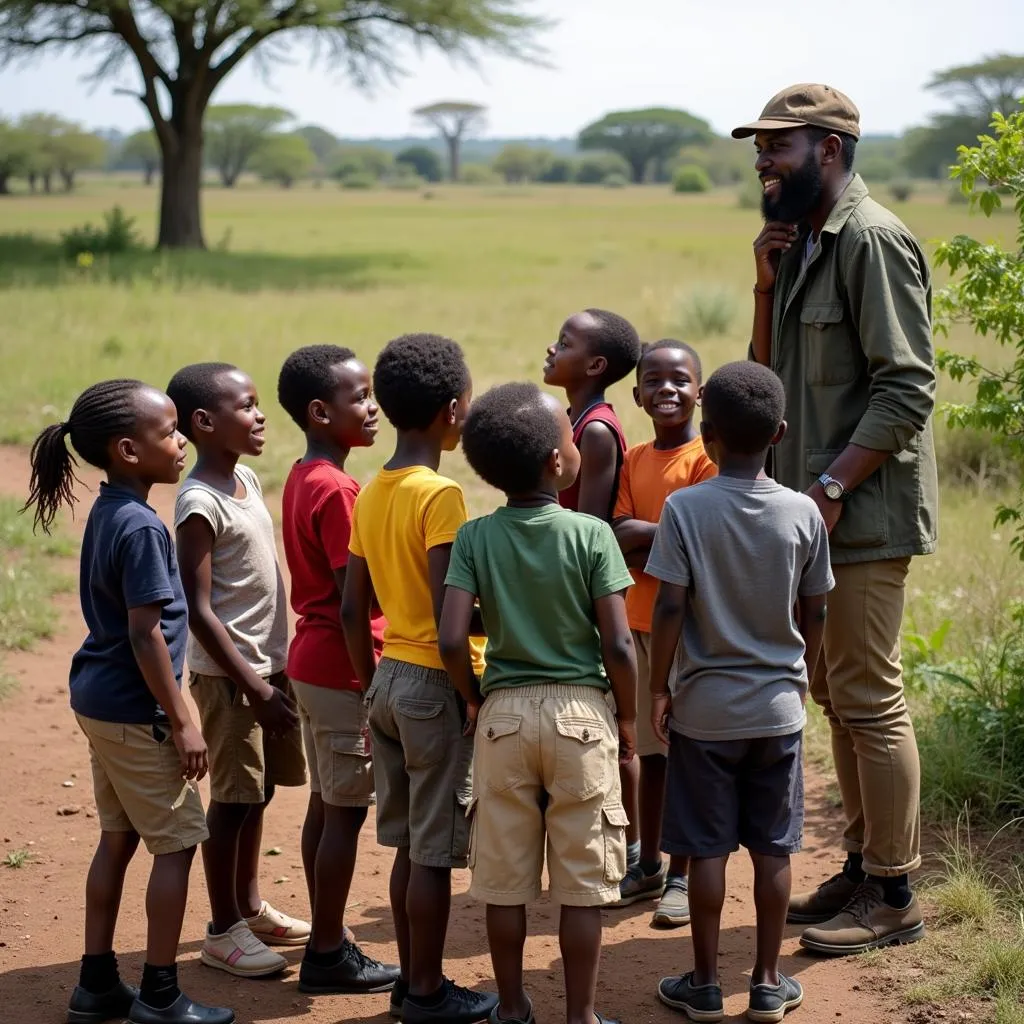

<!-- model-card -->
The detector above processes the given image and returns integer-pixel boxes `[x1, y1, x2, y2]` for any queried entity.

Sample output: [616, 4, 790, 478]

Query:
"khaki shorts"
[632, 630, 682, 758]
[291, 680, 374, 808]
[469, 684, 628, 907]
[367, 658, 473, 869]
[190, 672, 307, 804]
[75, 712, 210, 856]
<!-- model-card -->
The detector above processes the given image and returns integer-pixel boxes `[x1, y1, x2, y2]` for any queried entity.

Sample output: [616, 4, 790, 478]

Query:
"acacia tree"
[0, 120, 33, 193]
[578, 108, 713, 184]
[928, 54, 1024, 119]
[252, 132, 315, 188]
[0, 2, 541, 248]
[414, 101, 486, 181]
[121, 128, 160, 184]
[935, 107, 1024, 556]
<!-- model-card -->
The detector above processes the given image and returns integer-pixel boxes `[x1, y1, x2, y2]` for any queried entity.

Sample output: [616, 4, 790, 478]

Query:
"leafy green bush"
[890, 179, 915, 202]
[339, 172, 375, 190]
[459, 163, 499, 185]
[671, 287, 738, 337]
[672, 164, 712, 194]
[538, 157, 574, 183]
[574, 153, 631, 185]
[60, 205, 142, 259]
[603, 172, 628, 189]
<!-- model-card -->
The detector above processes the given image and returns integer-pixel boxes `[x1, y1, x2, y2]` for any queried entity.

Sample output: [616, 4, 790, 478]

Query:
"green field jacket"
[767, 174, 939, 564]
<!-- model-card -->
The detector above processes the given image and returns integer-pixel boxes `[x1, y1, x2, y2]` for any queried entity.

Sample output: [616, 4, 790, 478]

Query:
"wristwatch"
[818, 472, 848, 502]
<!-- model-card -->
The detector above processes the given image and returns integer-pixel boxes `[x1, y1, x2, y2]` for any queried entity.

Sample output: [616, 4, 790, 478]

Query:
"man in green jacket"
[735, 84, 938, 956]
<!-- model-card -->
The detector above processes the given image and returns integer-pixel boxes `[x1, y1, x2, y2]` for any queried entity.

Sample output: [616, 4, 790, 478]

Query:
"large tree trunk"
[61, 169, 75, 192]
[158, 123, 205, 248]
[27, 172, 36, 193]
[0, 171, 9, 195]
[42, 171, 52, 193]
[445, 134, 459, 182]
[629, 156, 645, 184]
[144, 163, 155, 186]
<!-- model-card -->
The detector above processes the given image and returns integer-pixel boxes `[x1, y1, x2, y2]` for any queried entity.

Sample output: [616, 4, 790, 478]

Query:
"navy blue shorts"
[661, 730, 804, 859]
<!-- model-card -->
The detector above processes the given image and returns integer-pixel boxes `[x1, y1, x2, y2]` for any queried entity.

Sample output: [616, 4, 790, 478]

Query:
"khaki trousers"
[809, 557, 922, 876]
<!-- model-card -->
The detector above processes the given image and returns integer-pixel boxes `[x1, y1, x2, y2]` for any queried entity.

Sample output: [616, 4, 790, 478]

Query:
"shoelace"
[840, 882, 884, 922]
[345, 941, 384, 972]
[444, 977, 489, 1008]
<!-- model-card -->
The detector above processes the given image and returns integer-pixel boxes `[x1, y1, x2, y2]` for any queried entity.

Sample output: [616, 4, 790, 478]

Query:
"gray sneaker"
[657, 973, 724, 1022]
[652, 875, 690, 928]
[747, 975, 803, 1023]
[614, 861, 667, 907]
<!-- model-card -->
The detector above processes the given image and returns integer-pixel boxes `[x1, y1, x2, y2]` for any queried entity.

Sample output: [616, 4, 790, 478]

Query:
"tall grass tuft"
[670, 287, 739, 339]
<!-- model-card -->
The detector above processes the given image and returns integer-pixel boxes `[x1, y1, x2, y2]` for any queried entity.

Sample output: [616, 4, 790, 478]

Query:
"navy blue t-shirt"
[69, 483, 188, 724]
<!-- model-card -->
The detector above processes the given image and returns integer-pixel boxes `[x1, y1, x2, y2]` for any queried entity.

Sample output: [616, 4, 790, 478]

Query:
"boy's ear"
[632, 384, 641, 408]
[696, 384, 705, 407]
[308, 398, 330, 425]
[446, 397, 458, 425]
[193, 408, 215, 436]
[549, 447, 562, 479]
[772, 419, 787, 445]
[586, 354, 608, 379]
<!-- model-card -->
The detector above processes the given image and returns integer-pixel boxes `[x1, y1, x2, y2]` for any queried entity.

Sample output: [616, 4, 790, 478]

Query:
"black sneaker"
[298, 940, 401, 994]
[657, 972, 724, 1022]
[747, 975, 804, 1023]
[68, 980, 139, 1024]
[389, 978, 408, 1018]
[401, 978, 499, 1024]
[127, 993, 235, 1024]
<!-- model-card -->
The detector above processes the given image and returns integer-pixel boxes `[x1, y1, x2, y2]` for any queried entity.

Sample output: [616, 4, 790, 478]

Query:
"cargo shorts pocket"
[329, 733, 370, 800]
[602, 803, 629, 884]
[397, 698, 447, 769]
[478, 714, 524, 794]
[554, 714, 609, 800]
[453, 789, 473, 863]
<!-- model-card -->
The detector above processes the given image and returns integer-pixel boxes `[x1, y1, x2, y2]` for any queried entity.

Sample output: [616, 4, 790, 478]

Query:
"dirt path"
[0, 444, 905, 1023]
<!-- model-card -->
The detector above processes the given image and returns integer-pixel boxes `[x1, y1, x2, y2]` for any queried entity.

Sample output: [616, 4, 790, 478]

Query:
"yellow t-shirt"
[350, 466, 485, 674]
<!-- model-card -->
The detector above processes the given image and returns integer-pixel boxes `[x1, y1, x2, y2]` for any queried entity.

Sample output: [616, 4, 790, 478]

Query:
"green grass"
[2, 849, 32, 868]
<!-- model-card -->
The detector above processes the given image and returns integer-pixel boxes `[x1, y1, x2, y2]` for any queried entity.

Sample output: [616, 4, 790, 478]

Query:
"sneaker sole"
[68, 1009, 133, 1024]
[799, 921, 926, 956]
[613, 885, 666, 908]
[747, 992, 804, 1022]
[200, 950, 288, 977]
[652, 908, 691, 928]
[298, 979, 396, 995]
[657, 983, 724, 1022]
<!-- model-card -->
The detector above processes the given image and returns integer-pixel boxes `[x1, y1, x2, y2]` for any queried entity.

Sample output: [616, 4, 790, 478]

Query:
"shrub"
[60, 205, 142, 259]
[459, 163, 499, 185]
[672, 164, 712, 194]
[856, 153, 901, 183]
[890, 179, 915, 202]
[603, 172, 628, 189]
[575, 153, 630, 185]
[737, 177, 763, 210]
[538, 157, 574, 183]
[388, 173, 426, 191]
[339, 172, 375, 190]
[671, 287, 738, 337]
[395, 145, 442, 183]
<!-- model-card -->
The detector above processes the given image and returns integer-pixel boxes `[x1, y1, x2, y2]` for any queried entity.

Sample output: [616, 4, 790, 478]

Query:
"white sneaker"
[200, 920, 288, 977]
[245, 900, 311, 947]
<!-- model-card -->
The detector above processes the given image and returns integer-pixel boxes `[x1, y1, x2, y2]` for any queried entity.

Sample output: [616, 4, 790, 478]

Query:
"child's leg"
[638, 753, 666, 867]
[486, 906, 530, 1020]
[308, 804, 368, 953]
[84, 830, 141, 957]
[750, 853, 791, 987]
[301, 792, 325, 910]
[236, 787, 272, 918]
[560, 906, 602, 1024]
[407, 863, 451, 995]
[620, 755, 641, 855]
[390, 848, 412, 977]
[202, 801, 250, 933]
[147, 847, 196, 966]
[688, 856, 728, 987]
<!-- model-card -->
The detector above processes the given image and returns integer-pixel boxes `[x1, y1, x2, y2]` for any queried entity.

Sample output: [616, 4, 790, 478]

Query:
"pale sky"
[1, 0, 1021, 138]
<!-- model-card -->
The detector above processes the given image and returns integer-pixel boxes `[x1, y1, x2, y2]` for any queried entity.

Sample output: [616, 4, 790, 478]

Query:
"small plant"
[339, 172, 375, 190]
[890, 179, 915, 202]
[903, 618, 951, 692]
[928, 814, 1000, 926]
[3, 849, 31, 868]
[672, 164, 712, 194]
[671, 286, 738, 338]
[60, 206, 141, 260]
[603, 172, 628, 189]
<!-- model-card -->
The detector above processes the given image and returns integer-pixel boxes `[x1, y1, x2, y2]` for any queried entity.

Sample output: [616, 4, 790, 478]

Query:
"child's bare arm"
[340, 555, 378, 691]
[176, 516, 297, 734]
[128, 603, 208, 781]
[577, 422, 619, 520]
[438, 586, 483, 727]
[798, 593, 828, 687]
[594, 591, 637, 762]
[649, 581, 686, 746]
[612, 516, 658, 554]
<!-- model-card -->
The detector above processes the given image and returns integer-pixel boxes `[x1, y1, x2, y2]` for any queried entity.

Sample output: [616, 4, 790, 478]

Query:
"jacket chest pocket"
[800, 301, 859, 387]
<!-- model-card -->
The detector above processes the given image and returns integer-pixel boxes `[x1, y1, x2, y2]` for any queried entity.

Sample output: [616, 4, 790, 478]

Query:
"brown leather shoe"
[799, 882, 925, 956]
[787, 870, 860, 924]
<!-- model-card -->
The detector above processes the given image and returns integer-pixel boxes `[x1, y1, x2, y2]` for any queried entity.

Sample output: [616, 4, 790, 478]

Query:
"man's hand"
[617, 718, 637, 765]
[651, 692, 671, 747]
[806, 482, 843, 534]
[463, 700, 481, 738]
[172, 721, 208, 781]
[253, 685, 299, 737]
[753, 221, 798, 293]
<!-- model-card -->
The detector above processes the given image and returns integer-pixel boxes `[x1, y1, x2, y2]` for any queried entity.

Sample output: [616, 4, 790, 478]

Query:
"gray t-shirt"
[645, 475, 834, 742]
[174, 464, 288, 677]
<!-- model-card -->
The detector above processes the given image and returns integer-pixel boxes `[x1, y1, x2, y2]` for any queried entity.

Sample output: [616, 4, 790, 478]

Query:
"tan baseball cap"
[731, 84, 861, 140]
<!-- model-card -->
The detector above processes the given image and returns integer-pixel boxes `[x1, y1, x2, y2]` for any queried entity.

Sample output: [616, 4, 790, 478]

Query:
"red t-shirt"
[282, 460, 385, 690]
[558, 402, 628, 517]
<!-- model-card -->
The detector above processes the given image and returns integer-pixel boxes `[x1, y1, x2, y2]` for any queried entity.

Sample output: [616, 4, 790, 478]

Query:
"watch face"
[824, 481, 844, 501]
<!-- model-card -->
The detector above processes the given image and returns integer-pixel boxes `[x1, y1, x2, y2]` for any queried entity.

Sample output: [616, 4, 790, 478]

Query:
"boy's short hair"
[166, 362, 237, 441]
[702, 361, 785, 454]
[637, 338, 703, 382]
[581, 308, 642, 386]
[374, 333, 470, 431]
[462, 382, 560, 495]
[277, 344, 357, 429]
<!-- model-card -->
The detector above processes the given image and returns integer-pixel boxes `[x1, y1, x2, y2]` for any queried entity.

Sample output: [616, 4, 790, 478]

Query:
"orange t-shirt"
[613, 436, 717, 632]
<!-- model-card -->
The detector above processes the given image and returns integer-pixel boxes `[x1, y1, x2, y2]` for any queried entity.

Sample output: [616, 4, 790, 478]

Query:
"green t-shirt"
[445, 504, 633, 694]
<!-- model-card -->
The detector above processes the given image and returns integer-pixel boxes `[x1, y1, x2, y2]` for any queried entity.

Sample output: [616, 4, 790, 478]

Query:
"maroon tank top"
[559, 402, 628, 517]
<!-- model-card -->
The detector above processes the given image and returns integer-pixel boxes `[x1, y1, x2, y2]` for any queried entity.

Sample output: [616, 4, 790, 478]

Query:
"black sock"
[843, 852, 865, 883]
[304, 943, 346, 967]
[79, 951, 119, 994]
[407, 982, 447, 1008]
[139, 964, 180, 1010]
[876, 873, 912, 909]
[640, 857, 664, 877]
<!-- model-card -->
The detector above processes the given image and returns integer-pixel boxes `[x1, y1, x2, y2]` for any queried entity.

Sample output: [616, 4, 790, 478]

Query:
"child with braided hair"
[24, 379, 233, 1024]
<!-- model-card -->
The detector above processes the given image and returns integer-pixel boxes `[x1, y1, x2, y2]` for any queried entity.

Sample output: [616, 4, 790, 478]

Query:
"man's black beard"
[761, 150, 824, 223]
